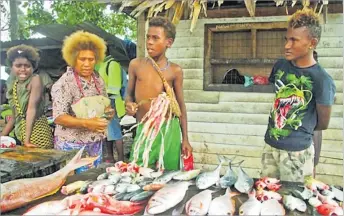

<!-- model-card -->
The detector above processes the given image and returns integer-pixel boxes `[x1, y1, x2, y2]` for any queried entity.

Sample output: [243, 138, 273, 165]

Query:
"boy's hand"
[182, 140, 193, 158]
[125, 102, 138, 116]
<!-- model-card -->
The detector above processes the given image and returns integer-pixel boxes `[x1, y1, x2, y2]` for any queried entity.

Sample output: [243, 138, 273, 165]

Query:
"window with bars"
[204, 22, 287, 92]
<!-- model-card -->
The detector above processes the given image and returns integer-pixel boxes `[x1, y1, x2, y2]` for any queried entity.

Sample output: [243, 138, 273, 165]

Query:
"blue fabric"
[54, 137, 103, 174]
[107, 99, 123, 141]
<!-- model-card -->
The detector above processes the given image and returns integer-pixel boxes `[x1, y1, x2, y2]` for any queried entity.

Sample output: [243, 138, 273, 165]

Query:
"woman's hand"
[24, 141, 37, 148]
[84, 117, 108, 133]
[103, 106, 115, 120]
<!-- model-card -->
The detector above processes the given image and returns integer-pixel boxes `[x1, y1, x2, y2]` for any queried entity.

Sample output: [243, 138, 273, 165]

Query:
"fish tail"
[60, 147, 99, 175]
[226, 187, 240, 198]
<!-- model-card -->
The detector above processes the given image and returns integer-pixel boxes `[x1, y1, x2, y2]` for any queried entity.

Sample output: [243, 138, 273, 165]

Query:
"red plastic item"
[253, 76, 269, 85]
[183, 154, 194, 171]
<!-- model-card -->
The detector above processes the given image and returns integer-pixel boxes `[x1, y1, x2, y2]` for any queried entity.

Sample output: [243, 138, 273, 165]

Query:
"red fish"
[317, 204, 343, 216]
[255, 177, 281, 191]
[1, 147, 97, 213]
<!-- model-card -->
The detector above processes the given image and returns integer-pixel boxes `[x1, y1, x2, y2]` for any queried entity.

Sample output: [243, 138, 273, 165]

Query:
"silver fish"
[185, 190, 213, 216]
[219, 160, 238, 188]
[126, 184, 141, 193]
[196, 156, 226, 189]
[108, 172, 121, 184]
[89, 179, 114, 188]
[292, 186, 314, 200]
[153, 170, 181, 184]
[96, 172, 109, 180]
[120, 176, 132, 183]
[115, 183, 131, 193]
[283, 194, 307, 212]
[260, 199, 286, 215]
[239, 189, 262, 215]
[208, 188, 238, 215]
[308, 196, 322, 208]
[234, 160, 253, 194]
[103, 184, 116, 195]
[147, 181, 192, 214]
[173, 169, 200, 181]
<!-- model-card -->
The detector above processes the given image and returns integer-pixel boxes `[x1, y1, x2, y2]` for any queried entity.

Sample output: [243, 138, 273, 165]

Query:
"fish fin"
[172, 203, 185, 215]
[32, 184, 63, 201]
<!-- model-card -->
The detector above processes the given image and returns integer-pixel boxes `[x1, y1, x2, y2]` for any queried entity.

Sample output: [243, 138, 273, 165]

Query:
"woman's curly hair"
[62, 30, 107, 67]
[288, 7, 322, 41]
[6, 44, 40, 69]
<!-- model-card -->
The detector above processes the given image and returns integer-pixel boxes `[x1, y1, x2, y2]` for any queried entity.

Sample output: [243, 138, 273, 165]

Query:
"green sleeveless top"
[7, 74, 45, 138]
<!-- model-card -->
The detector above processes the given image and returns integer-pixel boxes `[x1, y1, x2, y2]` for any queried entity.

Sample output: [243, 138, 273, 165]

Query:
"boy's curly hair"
[62, 30, 107, 67]
[149, 16, 176, 41]
[6, 44, 40, 69]
[288, 7, 322, 41]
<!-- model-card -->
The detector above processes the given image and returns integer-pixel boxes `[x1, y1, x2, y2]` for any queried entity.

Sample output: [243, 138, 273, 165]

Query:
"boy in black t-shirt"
[261, 8, 336, 182]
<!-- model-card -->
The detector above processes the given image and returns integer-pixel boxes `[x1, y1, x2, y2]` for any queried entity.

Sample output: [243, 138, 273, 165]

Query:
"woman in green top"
[1, 44, 53, 149]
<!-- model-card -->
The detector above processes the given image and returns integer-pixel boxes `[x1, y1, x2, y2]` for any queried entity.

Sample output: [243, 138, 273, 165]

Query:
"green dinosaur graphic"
[268, 70, 313, 140]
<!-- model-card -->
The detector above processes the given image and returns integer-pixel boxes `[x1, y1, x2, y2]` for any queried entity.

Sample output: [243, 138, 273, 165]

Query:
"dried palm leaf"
[217, 0, 224, 8]
[201, 0, 208, 17]
[302, 0, 310, 7]
[130, 0, 163, 18]
[172, 1, 185, 25]
[244, 0, 256, 17]
[291, 0, 297, 7]
[190, 0, 202, 32]
[119, 0, 141, 12]
[153, 2, 167, 17]
[274, 0, 284, 7]
[147, 4, 156, 19]
[165, 0, 176, 10]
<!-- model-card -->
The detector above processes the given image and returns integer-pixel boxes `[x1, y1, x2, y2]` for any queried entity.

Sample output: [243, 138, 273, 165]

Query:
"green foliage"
[19, 0, 136, 41]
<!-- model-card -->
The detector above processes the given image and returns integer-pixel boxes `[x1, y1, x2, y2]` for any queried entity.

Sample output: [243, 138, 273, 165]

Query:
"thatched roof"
[116, 0, 329, 32]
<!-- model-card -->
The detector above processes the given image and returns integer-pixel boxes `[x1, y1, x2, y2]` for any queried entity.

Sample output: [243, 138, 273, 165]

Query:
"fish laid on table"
[146, 181, 192, 214]
[173, 169, 200, 181]
[260, 198, 286, 215]
[255, 177, 281, 191]
[330, 186, 344, 202]
[153, 170, 181, 184]
[283, 194, 307, 212]
[185, 190, 213, 216]
[292, 186, 314, 200]
[23, 200, 69, 216]
[317, 191, 339, 207]
[122, 189, 144, 201]
[0, 147, 97, 213]
[234, 160, 254, 194]
[143, 183, 165, 191]
[219, 160, 238, 188]
[61, 180, 91, 195]
[208, 188, 239, 215]
[97, 172, 109, 180]
[116, 183, 131, 193]
[256, 189, 282, 201]
[238, 189, 262, 215]
[196, 155, 226, 189]
[130, 190, 155, 202]
[304, 176, 330, 191]
[108, 172, 121, 184]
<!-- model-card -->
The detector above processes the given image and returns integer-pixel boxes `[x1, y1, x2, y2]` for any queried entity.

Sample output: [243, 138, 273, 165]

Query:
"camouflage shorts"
[260, 143, 314, 183]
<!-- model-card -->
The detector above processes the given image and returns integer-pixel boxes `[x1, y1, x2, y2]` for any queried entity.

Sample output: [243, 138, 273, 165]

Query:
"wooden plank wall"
[166, 14, 343, 185]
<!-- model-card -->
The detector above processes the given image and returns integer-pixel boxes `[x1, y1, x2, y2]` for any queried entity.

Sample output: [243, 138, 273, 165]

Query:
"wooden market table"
[3, 165, 319, 216]
[0, 146, 75, 183]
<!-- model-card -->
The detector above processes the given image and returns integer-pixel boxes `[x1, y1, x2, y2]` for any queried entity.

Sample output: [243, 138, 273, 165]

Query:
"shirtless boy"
[125, 16, 192, 170]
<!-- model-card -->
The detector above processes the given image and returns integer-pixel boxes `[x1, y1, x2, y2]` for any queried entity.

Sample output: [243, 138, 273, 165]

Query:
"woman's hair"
[149, 16, 176, 41]
[62, 30, 107, 67]
[6, 44, 40, 69]
[288, 7, 322, 41]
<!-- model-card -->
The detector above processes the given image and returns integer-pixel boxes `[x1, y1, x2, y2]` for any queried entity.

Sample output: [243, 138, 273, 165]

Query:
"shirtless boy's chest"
[135, 66, 174, 94]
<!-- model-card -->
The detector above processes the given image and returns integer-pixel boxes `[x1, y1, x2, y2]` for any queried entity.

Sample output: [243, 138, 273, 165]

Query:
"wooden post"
[136, 13, 146, 58]
[251, 29, 257, 58]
